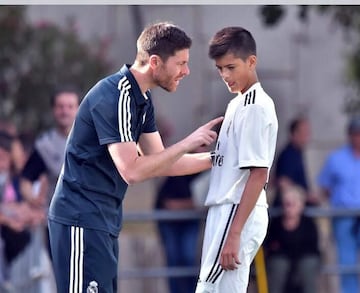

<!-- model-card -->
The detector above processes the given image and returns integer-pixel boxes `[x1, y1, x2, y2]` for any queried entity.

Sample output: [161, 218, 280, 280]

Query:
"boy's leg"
[195, 204, 238, 293]
[218, 206, 268, 293]
[195, 205, 268, 293]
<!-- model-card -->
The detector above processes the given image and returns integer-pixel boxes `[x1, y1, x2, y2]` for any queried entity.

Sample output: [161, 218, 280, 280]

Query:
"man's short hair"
[348, 115, 360, 134]
[50, 84, 81, 107]
[289, 116, 308, 135]
[136, 21, 192, 64]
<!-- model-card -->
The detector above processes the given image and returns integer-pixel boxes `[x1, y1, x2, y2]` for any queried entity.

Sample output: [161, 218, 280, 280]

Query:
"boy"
[195, 27, 278, 293]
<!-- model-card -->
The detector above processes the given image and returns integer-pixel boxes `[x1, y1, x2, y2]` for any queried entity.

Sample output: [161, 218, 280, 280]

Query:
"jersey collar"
[120, 64, 150, 106]
[242, 82, 261, 96]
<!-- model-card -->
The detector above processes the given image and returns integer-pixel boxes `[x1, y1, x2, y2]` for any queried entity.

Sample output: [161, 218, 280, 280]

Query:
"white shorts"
[195, 204, 268, 293]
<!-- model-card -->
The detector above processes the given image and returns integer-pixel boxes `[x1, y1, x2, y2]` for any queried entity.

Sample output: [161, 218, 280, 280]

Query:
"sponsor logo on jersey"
[210, 150, 224, 167]
[211, 141, 224, 167]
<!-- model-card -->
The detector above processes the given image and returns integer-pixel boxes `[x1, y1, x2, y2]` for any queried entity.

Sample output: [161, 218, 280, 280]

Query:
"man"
[48, 22, 223, 293]
[20, 85, 80, 208]
[20, 86, 80, 258]
[273, 116, 315, 206]
[195, 27, 278, 293]
[318, 115, 360, 293]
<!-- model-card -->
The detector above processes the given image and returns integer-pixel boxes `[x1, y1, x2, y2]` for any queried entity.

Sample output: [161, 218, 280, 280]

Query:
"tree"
[0, 6, 111, 133]
[259, 5, 360, 115]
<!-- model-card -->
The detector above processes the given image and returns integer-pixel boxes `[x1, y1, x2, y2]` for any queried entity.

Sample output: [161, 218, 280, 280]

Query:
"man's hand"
[220, 232, 241, 271]
[183, 116, 223, 152]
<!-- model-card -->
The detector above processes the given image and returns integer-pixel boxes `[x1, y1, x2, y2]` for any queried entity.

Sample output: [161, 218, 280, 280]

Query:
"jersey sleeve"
[90, 90, 133, 146]
[234, 104, 271, 168]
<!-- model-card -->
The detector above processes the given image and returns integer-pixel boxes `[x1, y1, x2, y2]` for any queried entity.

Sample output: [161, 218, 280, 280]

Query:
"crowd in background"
[265, 114, 360, 293]
[0, 94, 360, 293]
[0, 85, 80, 292]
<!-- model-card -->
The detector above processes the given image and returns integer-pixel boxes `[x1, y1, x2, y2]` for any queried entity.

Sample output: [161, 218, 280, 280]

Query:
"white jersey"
[205, 82, 278, 207]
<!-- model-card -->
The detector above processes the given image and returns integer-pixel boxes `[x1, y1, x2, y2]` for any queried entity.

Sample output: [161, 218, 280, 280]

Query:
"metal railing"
[119, 207, 360, 279]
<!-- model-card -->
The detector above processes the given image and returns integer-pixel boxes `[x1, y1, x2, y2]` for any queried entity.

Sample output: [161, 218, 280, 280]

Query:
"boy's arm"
[220, 167, 268, 271]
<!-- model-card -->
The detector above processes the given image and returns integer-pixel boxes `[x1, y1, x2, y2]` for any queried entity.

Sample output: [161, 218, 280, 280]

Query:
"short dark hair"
[289, 116, 307, 135]
[0, 131, 13, 153]
[208, 26, 256, 61]
[50, 84, 81, 107]
[348, 115, 360, 134]
[136, 21, 192, 64]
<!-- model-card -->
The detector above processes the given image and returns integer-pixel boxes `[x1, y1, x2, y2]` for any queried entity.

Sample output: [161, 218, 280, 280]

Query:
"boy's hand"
[220, 232, 241, 271]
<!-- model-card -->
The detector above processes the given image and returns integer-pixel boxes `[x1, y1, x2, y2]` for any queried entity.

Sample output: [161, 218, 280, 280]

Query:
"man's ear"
[149, 55, 161, 69]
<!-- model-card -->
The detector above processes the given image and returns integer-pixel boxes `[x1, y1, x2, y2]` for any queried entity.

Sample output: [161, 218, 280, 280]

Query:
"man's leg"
[297, 255, 320, 293]
[48, 220, 119, 293]
[333, 217, 359, 293]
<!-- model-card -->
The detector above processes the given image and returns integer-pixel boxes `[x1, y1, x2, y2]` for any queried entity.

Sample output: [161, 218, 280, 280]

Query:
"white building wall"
[24, 6, 350, 293]
[26, 4, 351, 189]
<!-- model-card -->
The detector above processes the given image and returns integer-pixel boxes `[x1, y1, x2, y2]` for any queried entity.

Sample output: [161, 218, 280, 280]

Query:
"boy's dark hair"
[208, 26, 256, 61]
[136, 21, 192, 64]
[50, 84, 81, 107]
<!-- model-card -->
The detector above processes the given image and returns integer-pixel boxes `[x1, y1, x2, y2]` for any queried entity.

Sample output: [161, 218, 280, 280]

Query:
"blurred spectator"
[273, 116, 318, 206]
[20, 85, 80, 257]
[155, 172, 201, 293]
[264, 184, 320, 293]
[0, 131, 44, 290]
[317, 115, 360, 293]
[153, 115, 204, 293]
[0, 119, 30, 200]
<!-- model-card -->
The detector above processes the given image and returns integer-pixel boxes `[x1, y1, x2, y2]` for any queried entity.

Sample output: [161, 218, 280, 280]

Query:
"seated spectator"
[0, 131, 44, 286]
[264, 184, 320, 293]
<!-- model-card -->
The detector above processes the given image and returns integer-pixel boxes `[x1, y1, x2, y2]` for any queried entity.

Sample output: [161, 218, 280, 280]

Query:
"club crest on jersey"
[87, 281, 98, 293]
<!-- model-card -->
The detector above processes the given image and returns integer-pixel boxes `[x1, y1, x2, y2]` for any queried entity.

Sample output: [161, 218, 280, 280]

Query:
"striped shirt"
[48, 64, 157, 236]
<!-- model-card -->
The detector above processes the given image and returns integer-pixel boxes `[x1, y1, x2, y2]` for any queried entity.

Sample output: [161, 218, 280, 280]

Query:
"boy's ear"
[248, 55, 257, 69]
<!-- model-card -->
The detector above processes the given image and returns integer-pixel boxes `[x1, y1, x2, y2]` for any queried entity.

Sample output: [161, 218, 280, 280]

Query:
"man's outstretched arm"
[108, 116, 223, 184]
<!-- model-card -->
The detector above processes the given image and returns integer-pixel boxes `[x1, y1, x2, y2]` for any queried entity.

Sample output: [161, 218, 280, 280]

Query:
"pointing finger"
[204, 116, 224, 129]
